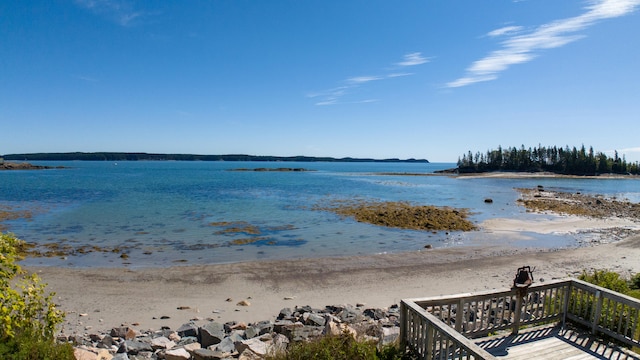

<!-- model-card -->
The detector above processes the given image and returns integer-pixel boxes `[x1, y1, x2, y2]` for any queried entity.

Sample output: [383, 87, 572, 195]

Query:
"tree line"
[457, 145, 640, 175]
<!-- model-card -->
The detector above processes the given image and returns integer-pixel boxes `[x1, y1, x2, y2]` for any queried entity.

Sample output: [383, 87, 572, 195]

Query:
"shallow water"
[1, 161, 639, 268]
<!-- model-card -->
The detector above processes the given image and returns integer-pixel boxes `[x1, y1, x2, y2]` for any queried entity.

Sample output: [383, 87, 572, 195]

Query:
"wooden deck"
[475, 324, 640, 360]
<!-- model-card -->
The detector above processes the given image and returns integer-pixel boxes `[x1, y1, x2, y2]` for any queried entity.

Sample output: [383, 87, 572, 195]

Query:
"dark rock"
[199, 321, 225, 347]
[124, 339, 153, 354]
[177, 336, 199, 346]
[215, 336, 237, 353]
[278, 307, 293, 320]
[177, 322, 199, 338]
[364, 308, 386, 320]
[111, 326, 130, 339]
[295, 305, 313, 315]
[273, 319, 295, 333]
[304, 313, 326, 327]
[288, 325, 324, 342]
[337, 306, 362, 322]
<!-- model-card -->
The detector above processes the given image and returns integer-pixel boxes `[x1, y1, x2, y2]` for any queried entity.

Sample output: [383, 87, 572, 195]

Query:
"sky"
[1, 0, 639, 163]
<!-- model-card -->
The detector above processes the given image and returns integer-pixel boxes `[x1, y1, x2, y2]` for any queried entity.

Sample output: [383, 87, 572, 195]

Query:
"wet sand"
[30, 214, 640, 335]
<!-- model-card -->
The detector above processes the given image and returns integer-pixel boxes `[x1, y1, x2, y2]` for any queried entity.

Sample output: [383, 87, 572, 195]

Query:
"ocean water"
[1, 161, 639, 268]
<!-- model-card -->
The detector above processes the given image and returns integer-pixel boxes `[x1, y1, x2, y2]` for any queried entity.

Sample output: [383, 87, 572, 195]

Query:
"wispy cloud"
[75, 0, 145, 26]
[396, 52, 430, 66]
[309, 52, 429, 106]
[487, 25, 523, 37]
[347, 76, 383, 84]
[447, 0, 640, 88]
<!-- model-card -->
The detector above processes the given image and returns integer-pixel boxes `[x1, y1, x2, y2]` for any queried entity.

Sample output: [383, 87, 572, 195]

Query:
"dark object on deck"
[513, 266, 535, 297]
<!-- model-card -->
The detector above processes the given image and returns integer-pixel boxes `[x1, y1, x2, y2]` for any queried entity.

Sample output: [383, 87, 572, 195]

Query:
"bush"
[578, 269, 631, 294]
[0, 232, 73, 359]
[266, 330, 414, 360]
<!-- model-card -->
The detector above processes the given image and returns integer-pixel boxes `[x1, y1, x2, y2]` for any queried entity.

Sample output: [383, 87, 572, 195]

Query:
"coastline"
[31, 216, 640, 335]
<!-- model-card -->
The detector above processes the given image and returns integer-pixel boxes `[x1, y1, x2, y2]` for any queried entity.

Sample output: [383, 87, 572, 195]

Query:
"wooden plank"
[476, 324, 640, 360]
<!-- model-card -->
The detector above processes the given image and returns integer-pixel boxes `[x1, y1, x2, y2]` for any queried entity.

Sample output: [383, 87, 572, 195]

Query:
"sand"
[27, 213, 640, 336]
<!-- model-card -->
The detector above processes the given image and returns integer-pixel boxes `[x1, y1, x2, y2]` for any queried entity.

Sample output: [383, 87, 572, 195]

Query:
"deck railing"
[400, 279, 640, 360]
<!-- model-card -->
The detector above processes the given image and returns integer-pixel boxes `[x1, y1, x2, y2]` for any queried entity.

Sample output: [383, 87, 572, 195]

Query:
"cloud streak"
[75, 0, 145, 26]
[447, 0, 640, 88]
[396, 52, 429, 66]
[309, 52, 429, 106]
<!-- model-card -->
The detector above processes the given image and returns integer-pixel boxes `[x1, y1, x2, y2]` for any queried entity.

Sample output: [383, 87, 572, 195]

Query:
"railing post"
[562, 283, 571, 329]
[455, 298, 464, 333]
[400, 301, 407, 351]
[592, 290, 603, 335]
[426, 324, 434, 359]
[512, 292, 523, 335]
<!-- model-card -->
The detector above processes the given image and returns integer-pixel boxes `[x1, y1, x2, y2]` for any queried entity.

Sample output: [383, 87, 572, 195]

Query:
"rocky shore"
[516, 186, 640, 219]
[70, 303, 401, 360]
[0, 160, 64, 170]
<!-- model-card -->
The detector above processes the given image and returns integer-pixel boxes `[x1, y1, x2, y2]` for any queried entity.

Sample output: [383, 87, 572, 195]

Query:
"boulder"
[123, 339, 152, 354]
[381, 326, 400, 345]
[193, 348, 226, 360]
[177, 336, 199, 346]
[238, 349, 263, 360]
[267, 333, 289, 354]
[110, 327, 129, 339]
[363, 308, 386, 320]
[150, 336, 175, 350]
[183, 341, 202, 354]
[235, 338, 267, 356]
[199, 321, 225, 347]
[303, 313, 326, 326]
[165, 347, 191, 360]
[74, 348, 98, 360]
[278, 307, 293, 320]
[177, 322, 199, 338]
[324, 320, 357, 338]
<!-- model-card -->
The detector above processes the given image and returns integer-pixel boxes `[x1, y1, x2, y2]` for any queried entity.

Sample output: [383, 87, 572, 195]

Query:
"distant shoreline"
[2, 152, 430, 163]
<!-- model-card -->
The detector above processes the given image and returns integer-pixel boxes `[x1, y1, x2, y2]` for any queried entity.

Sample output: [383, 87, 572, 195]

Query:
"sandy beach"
[29, 213, 640, 336]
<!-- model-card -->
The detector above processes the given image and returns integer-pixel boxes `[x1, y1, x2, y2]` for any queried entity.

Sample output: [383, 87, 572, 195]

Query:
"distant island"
[2, 152, 429, 163]
[449, 145, 639, 176]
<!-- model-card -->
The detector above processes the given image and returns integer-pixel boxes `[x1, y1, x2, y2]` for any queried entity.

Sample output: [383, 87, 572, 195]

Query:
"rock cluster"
[317, 200, 477, 232]
[517, 186, 640, 219]
[68, 304, 401, 360]
[0, 161, 63, 170]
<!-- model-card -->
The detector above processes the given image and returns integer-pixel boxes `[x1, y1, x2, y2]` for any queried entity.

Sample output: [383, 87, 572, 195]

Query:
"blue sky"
[2, 0, 639, 162]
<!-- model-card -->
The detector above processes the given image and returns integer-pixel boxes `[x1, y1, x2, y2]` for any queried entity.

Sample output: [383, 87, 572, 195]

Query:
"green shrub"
[0, 329, 74, 360]
[0, 232, 73, 359]
[266, 330, 413, 360]
[578, 269, 631, 294]
[630, 273, 640, 291]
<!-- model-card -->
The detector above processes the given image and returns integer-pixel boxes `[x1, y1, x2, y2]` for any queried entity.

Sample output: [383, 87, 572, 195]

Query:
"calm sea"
[1, 161, 639, 268]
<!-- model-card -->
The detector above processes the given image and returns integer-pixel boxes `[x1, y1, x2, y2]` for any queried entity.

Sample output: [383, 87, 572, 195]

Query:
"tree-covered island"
[454, 145, 640, 175]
